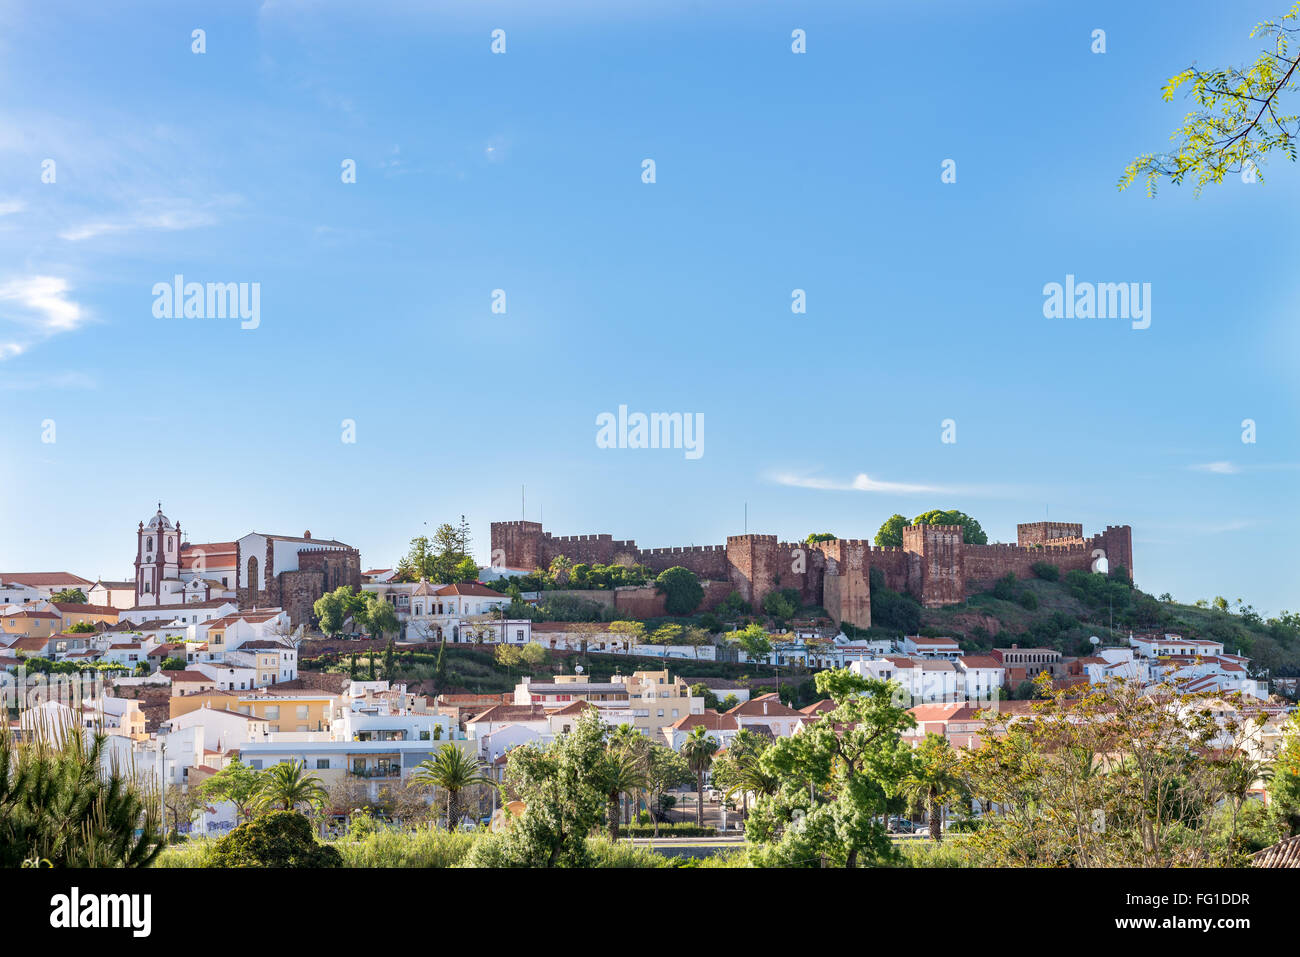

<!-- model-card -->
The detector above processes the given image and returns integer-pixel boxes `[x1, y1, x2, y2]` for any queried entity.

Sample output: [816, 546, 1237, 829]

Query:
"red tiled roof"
[670, 710, 738, 731]
[50, 603, 119, 616]
[0, 572, 92, 587]
[433, 583, 501, 598]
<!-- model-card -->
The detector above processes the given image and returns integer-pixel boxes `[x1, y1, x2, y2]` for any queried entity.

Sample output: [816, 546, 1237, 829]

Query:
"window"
[296, 705, 309, 719]
[249, 760, 262, 770]
[264, 706, 280, 719]
[316, 759, 329, 769]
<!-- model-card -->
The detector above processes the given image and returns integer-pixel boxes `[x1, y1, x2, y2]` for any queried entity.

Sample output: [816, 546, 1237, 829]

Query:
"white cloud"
[0, 275, 89, 359]
[0, 199, 23, 216]
[59, 200, 220, 242]
[770, 471, 952, 495]
[1188, 461, 1241, 475]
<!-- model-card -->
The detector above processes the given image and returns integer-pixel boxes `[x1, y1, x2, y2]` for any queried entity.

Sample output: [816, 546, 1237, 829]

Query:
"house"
[163, 670, 219, 695]
[224, 639, 297, 687]
[366, 581, 515, 642]
[610, 669, 704, 736]
[724, 693, 809, 737]
[102, 642, 146, 668]
[514, 675, 631, 709]
[193, 660, 258, 692]
[168, 688, 338, 733]
[46, 601, 120, 632]
[1, 609, 60, 639]
[955, 655, 1007, 698]
[0, 572, 93, 600]
[900, 635, 962, 659]
[160, 705, 271, 751]
[119, 600, 237, 627]
[662, 709, 740, 750]
[852, 656, 963, 704]
[86, 580, 137, 610]
[991, 644, 1066, 685]
[465, 704, 553, 737]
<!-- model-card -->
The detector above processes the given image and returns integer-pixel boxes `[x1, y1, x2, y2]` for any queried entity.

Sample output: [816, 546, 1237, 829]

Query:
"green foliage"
[1030, 561, 1059, 582]
[66, 621, 97, 634]
[51, 588, 87, 604]
[464, 708, 608, 867]
[411, 744, 493, 828]
[716, 590, 751, 618]
[394, 520, 476, 584]
[805, 532, 837, 544]
[762, 587, 800, 621]
[1120, 4, 1300, 196]
[868, 568, 922, 634]
[911, 509, 988, 545]
[0, 722, 164, 868]
[159, 656, 187, 671]
[256, 760, 329, 814]
[313, 585, 365, 637]
[196, 758, 262, 824]
[874, 513, 908, 547]
[745, 669, 915, 868]
[654, 566, 704, 616]
[208, 811, 342, 868]
[729, 623, 773, 663]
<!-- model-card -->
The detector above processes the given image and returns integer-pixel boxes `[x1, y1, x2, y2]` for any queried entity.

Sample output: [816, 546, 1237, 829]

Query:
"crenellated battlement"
[491, 517, 1133, 619]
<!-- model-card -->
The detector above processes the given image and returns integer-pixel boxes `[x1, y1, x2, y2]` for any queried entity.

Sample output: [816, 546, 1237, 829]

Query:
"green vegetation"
[51, 588, 87, 604]
[208, 811, 342, 868]
[1120, 4, 1300, 196]
[0, 722, 164, 868]
[875, 510, 987, 547]
[486, 559, 654, 594]
[394, 518, 477, 584]
[654, 566, 704, 616]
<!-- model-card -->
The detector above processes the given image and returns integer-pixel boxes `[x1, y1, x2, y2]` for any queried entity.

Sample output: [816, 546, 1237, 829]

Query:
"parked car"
[886, 817, 917, 834]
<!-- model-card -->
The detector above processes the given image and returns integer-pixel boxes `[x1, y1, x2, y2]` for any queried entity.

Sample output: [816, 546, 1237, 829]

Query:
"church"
[133, 506, 361, 627]
[133, 506, 238, 607]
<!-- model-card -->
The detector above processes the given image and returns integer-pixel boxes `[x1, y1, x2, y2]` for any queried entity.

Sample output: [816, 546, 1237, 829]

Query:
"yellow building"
[615, 669, 705, 736]
[50, 602, 120, 632]
[2, 609, 60, 638]
[169, 688, 337, 733]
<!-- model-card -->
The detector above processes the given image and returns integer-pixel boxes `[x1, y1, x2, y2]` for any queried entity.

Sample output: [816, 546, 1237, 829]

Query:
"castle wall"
[489, 520, 1134, 619]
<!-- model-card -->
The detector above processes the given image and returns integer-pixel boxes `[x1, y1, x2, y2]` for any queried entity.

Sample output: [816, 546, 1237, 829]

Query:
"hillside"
[909, 569, 1300, 676]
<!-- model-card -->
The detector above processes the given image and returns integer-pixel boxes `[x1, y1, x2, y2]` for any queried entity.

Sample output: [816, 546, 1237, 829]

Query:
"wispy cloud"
[0, 199, 23, 217]
[770, 471, 954, 495]
[1187, 461, 1300, 476]
[1188, 461, 1241, 475]
[58, 198, 224, 242]
[0, 275, 90, 359]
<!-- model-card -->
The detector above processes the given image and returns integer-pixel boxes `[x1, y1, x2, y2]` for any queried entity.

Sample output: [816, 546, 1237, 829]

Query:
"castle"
[490, 519, 1133, 630]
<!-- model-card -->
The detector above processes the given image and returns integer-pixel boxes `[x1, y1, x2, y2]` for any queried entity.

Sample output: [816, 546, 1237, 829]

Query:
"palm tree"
[609, 723, 647, 824]
[600, 746, 648, 841]
[257, 760, 329, 814]
[722, 752, 778, 822]
[680, 726, 720, 828]
[412, 743, 492, 829]
[899, 733, 964, 842]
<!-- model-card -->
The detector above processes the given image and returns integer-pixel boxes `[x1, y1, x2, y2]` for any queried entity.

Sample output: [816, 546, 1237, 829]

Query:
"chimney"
[303, 531, 311, 540]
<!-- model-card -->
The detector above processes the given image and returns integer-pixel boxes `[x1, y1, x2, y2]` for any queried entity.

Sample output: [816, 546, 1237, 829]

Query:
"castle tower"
[135, 504, 181, 606]
[902, 523, 965, 608]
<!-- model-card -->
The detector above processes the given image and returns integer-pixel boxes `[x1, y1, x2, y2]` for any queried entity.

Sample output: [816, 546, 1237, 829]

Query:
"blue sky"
[1, 0, 1296, 615]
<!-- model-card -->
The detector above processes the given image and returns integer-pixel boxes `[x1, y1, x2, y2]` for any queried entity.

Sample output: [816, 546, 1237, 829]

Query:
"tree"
[1269, 715, 1300, 837]
[745, 669, 915, 868]
[159, 656, 187, 672]
[680, 726, 720, 827]
[598, 740, 648, 841]
[762, 588, 798, 621]
[805, 532, 837, 544]
[209, 810, 342, 868]
[911, 509, 988, 545]
[313, 585, 364, 637]
[51, 588, 87, 604]
[691, 682, 720, 710]
[66, 620, 97, 634]
[383, 638, 395, 679]
[197, 758, 263, 824]
[434, 640, 446, 687]
[412, 744, 492, 829]
[163, 784, 206, 840]
[899, 733, 965, 842]
[962, 677, 1252, 866]
[256, 760, 329, 814]
[730, 622, 773, 665]
[0, 723, 163, 867]
[465, 708, 608, 866]
[874, 513, 909, 547]
[714, 728, 775, 822]
[654, 566, 704, 616]
[643, 743, 691, 837]
[358, 594, 399, 641]
[1121, 5, 1300, 196]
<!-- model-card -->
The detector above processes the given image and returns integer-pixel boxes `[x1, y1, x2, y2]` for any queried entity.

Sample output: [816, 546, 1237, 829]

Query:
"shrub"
[1018, 590, 1039, 610]
[1030, 561, 1059, 582]
[208, 811, 342, 868]
[624, 823, 716, 837]
[991, 573, 1018, 601]
[337, 826, 476, 868]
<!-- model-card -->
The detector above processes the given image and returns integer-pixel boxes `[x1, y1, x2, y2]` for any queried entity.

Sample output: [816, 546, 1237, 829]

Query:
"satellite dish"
[574, 664, 584, 674]
[1089, 636, 1101, 646]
